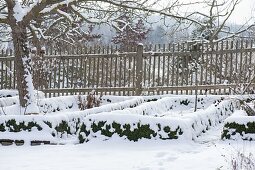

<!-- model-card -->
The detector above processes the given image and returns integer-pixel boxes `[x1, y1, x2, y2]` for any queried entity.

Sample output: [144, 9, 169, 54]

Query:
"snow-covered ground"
[1, 91, 254, 169]
[1, 123, 254, 170]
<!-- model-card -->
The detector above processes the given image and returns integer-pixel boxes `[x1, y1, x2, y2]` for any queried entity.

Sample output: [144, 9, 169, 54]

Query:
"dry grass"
[230, 151, 255, 170]
[78, 91, 101, 110]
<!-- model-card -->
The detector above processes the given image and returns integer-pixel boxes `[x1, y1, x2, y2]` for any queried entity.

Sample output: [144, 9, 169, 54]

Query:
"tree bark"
[11, 24, 38, 112]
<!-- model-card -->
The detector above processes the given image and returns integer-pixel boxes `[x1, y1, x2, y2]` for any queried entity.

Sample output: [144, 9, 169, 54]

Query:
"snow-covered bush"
[0, 90, 18, 98]
[78, 115, 185, 143]
[0, 95, 236, 145]
[222, 110, 255, 141]
[0, 96, 153, 144]
[0, 115, 80, 144]
[78, 99, 236, 143]
[0, 96, 19, 108]
[38, 96, 79, 114]
[0, 95, 135, 115]
[118, 95, 224, 117]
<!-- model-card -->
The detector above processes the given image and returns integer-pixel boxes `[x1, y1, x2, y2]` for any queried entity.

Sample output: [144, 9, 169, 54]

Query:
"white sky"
[229, 0, 255, 24]
[158, 0, 255, 25]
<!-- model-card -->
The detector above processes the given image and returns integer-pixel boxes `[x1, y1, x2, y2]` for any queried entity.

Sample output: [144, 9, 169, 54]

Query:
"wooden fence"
[1, 40, 255, 97]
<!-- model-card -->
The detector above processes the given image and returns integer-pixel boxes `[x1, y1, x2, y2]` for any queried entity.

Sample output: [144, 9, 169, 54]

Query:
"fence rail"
[1, 40, 255, 97]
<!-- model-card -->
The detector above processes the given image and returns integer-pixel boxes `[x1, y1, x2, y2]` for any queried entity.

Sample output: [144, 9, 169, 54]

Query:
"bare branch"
[210, 0, 241, 41]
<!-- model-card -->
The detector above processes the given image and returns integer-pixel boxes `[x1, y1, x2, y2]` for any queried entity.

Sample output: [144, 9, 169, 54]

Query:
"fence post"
[135, 44, 143, 95]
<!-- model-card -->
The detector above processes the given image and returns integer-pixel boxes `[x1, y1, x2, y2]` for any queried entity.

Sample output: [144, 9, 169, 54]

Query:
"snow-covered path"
[0, 124, 254, 170]
[0, 141, 224, 170]
[195, 123, 224, 144]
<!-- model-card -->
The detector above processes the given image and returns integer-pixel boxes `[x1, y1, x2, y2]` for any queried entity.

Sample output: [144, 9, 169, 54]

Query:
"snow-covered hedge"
[0, 96, 154, 144]
[0, 95, 135, 115]
[1, 94, 199, 115]
[222, 110, 255, 141]
[0, 115, 80, 144]
[0, 90, 44, 109]
[78, 99, 236, 143]
[0, 90, 18, 98]
[38, 96, 80, 114]
[0, 95, 236, 144]
[78, 114, 185, 143]
[0, 96, 19, 108]
[117, 96, 224, 116]
[0, 90, 45, 99]
[0, 91, 225, 115]
[38, 95, 222, 115]
[38, 95, 136, 114]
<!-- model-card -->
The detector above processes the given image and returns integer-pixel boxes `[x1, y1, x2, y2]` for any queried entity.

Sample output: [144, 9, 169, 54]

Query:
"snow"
[0, 131, 57, 144]
[41, 46, 46, 51]
[3, 0, 255, 168]
[0, 91, 135, 115]
[1, 123, 255, 170]
[41, 1, 75, 14]
[0, 90, 18, 98]
[225, 109, 255, 124]
[13, 1, 41, 22]
[0, 94, 236, 143]
[1, 93, 255, 169]
[57, 9, 73, 22]
[0, 96, 19, 108]
[80, 99, 235, 142]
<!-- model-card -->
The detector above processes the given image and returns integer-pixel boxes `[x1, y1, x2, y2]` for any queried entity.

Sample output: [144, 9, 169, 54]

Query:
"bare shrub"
[77, 91, 102, 110]
[77, 95, 86, 110]
[231, 151, 255, 170]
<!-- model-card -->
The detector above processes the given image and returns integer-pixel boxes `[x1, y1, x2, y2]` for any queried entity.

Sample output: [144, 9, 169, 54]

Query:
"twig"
[0, 106, 6, 115]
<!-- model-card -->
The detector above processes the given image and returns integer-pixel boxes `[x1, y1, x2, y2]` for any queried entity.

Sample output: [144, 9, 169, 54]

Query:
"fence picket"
[114, 55, 118, 95]
[157, 44, 161, 93]
[84, 57, 87, 88]
[219, 41, 224, 94]
[1, 59, 3, 89]
[152, 45, 156, 92]
[176, 43, 180, 94]
[166, 43, 171, 94]
[240, 40, 244, 75]
[199, 42, 204, 94]
[171, 43, 175, 94]
[248, 40, 253, 82]
[96, 56, 100, 88]
[229, 41, 234, 85]
[224, 41, 229, 94]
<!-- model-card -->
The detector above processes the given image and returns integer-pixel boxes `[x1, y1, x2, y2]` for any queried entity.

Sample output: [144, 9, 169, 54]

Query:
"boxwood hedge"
[222, 121, 255, 141]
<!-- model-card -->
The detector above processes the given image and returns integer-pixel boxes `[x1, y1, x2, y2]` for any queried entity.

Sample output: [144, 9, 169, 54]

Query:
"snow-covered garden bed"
[0, 94, 232, 145]
[222, 109, 255, 141]
[78, 97, 236, 143]
[0, 90, 176, 115]
[0, 96, 148, 144]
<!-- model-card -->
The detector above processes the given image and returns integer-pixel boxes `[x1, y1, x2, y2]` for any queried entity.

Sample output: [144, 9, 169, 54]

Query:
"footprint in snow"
[155, 152, 168, 158]
[158, 161, 164, 166]
[166, 156, 177, 161]
[138, 167, 151, 170]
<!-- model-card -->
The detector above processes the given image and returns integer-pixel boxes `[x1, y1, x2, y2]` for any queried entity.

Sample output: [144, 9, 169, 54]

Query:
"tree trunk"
[12, 24, 39, 114]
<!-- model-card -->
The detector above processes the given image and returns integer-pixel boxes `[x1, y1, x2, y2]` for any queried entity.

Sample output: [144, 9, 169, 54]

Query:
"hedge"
[0, 96, 164, 144]
[222, 113, 255, 141]
[78, 99, 236, 143]
[0, 96, 236, 145]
